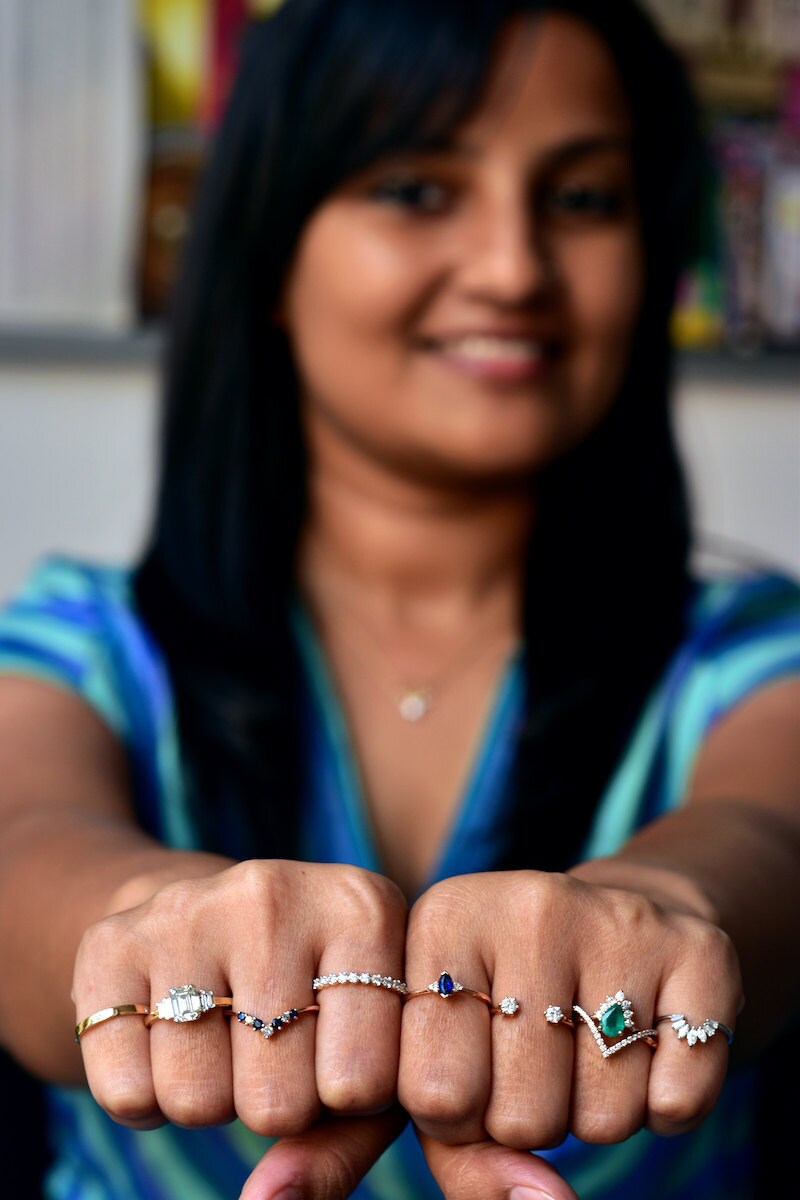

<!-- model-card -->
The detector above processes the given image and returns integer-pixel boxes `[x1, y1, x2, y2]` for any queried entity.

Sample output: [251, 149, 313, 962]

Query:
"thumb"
[417, 1130, 579, 1200]
[239, 1105, 409, 1200]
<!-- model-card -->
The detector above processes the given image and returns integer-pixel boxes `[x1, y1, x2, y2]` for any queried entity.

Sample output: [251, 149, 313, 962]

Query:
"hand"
[399, 870, 741, 1155]
[73, 860, 407, 1141]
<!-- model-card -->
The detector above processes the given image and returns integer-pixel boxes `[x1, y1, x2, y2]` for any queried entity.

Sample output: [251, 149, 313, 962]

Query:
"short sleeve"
[0, 554, 134, 738]
[584, 569, 800, 857]
[662, 571, 800, 801]
[0, 554, 194, 845]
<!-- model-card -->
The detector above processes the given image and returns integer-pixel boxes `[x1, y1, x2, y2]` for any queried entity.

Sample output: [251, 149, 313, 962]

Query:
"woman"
[0, 1, 798, 1198]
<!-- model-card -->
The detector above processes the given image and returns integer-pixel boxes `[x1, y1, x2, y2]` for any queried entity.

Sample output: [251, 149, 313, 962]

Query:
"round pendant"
[398, 688, 431, 722]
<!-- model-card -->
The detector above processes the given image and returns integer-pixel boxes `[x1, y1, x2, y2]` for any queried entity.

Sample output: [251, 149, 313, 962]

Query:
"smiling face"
[278, 12, 644, 490]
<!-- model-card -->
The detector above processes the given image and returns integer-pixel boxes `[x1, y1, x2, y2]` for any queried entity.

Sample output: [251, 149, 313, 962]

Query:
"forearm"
[569, 798, 800, 1060]
[0, 808, 232, 1082]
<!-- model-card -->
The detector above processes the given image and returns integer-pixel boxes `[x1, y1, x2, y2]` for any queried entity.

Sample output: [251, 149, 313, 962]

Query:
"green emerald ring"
[572, 990, 658, 1058]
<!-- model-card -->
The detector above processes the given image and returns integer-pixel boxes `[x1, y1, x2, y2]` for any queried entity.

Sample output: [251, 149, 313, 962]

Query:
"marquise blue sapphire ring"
[404, 971, 519, 1016]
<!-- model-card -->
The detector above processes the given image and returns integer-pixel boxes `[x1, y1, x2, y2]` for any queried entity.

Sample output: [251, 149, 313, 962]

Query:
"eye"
[542, 184, 626, 219]
[368, 174, 452, 214]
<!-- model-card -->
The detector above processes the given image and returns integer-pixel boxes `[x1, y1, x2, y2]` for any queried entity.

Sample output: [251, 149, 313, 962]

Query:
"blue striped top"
[1, 553, 799, 1200]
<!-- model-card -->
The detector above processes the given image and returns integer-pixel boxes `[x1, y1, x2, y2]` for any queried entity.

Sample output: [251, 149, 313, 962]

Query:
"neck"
[297, 450, 535, 632]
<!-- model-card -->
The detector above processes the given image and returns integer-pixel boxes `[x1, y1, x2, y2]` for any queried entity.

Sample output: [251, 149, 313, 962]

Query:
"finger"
[400, 964, 493, 1144]
[647, 933, 740, 1136]
[229, 940, 321, 1139]
[73, 915, 163, 1130]
[239, 1105, 409, 1200]
[313, 878, 406, 1115]
[484, 963, 575, 1151]
[418, 1130, 579, 1200]
[148, 972, 235, 1128]
[570, 976, 656, 1144]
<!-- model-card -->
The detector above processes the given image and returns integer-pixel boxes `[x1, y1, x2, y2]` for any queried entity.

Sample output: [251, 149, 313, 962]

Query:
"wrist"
[105, 851, 235, 916]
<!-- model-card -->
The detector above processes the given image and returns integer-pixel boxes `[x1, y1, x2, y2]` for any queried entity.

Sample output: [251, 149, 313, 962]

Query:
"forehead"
[460, 13, 633, 148]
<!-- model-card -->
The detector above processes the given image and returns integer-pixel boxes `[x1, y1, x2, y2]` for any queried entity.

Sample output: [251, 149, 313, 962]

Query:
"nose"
[456, 191, 555, 305]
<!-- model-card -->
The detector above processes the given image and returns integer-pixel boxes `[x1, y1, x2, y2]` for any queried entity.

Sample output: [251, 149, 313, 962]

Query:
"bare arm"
[569, 675, 800, 1060]
[0, 676, 232, 1083]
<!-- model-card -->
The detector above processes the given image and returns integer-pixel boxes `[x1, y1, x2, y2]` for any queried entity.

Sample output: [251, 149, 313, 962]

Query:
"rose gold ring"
[404, 971, 519, 1017]
[144, 984, 233, 1027]
[225, 1004, 320, 1039]
[75, 1004, 149, 1043]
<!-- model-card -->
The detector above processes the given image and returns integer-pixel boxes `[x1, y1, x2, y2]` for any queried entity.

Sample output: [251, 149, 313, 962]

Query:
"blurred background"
[0, 0, 798, 606]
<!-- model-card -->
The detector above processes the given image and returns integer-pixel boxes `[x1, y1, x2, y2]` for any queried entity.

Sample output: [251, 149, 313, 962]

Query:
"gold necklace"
[312, 591, 520, 723]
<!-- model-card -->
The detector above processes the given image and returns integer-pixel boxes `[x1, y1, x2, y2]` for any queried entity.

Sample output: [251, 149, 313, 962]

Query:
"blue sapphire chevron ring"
[404, 971, 519, 1016]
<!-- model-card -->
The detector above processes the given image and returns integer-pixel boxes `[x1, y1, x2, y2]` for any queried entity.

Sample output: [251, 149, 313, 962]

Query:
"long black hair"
[133, 0, 706, 867]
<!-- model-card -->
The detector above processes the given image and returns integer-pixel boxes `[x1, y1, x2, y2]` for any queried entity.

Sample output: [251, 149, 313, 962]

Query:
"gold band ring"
[404, 971, 519, 1017]
[75, 1004, 149, 1043]
[144, 984, 233, 1027]
[546, 991, 657, 1058]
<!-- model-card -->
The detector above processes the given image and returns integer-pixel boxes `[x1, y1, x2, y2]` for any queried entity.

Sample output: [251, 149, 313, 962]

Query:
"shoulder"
[0, 553, 163, 738]
[681, 569, 800, 680]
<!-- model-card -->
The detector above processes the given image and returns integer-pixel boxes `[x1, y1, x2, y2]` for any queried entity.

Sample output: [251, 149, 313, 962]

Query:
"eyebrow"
[403, 132, 633, 171]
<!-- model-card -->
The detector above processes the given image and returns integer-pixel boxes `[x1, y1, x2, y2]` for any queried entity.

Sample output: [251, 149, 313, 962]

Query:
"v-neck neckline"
[290, 601, 525, 901]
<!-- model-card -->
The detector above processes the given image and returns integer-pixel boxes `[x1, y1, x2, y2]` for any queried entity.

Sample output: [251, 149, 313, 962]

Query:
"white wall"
[0, 357, 798, 603]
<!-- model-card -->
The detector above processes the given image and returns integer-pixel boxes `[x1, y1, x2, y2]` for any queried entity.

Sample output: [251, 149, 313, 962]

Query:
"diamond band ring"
[404, 971, 519, 1017]
[655, 1013, 734, 1046]
[75, 1004, 150, 1042]
[228, 1005, 319, 1040]
[313, 971, 407, 995]
[144, 984, 233, 1027]
[546, 990, 657, 1057]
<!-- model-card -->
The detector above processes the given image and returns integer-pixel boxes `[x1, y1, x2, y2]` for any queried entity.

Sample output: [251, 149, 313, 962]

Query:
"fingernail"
[270, 1190, 303, 1200]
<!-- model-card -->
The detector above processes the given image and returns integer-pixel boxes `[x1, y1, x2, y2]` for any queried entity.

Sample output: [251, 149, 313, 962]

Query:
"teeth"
[436, 336, 545, 362]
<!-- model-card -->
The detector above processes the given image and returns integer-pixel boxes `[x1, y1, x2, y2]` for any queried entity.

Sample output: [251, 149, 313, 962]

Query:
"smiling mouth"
[423, 335, 559, 382]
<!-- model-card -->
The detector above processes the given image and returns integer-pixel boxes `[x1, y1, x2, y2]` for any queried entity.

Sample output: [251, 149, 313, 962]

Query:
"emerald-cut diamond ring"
[655, 1013, 734, 1047]
[404, 971, 519, 1017]
[144, 984, 233, 1027]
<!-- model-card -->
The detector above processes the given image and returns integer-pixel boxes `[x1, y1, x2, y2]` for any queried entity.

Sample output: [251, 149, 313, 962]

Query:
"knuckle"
[92, 1073, 159, 1127]
[573, 1101, 644, 1144]
[335, 867, 407, 933]
[236, 1079, 321, 1139]
[160, 1080, 233, 1128]
[648, 1077, 714, 1129]
[318, 1068, 394, 1115]
[486, 1107, 566, 1151]
[401, 1077, 476, 1134]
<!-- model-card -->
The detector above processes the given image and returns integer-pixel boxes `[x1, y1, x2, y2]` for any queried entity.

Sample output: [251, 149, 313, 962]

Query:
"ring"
[404, 971, 519, 1016]
[75, 1004, 149, 1043]
[227, 1005, 319, 1039]
[144, 984, 233, 1027]
[544, 1004, 576, 1028]
[572, 990, 657, 1058]
[655, 1013, 734, 1047]
[313, 971, 407, 995]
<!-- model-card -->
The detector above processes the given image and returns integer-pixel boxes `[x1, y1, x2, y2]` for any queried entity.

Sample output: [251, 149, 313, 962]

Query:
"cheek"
[284, 215, 425, 377]
[567, 233, 644, 349]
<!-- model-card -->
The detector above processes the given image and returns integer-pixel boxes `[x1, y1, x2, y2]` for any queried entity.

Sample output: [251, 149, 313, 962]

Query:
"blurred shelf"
[0, 325, 163, 369]
[675, 346, 800, 388]
[0, 325, 798, 390]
